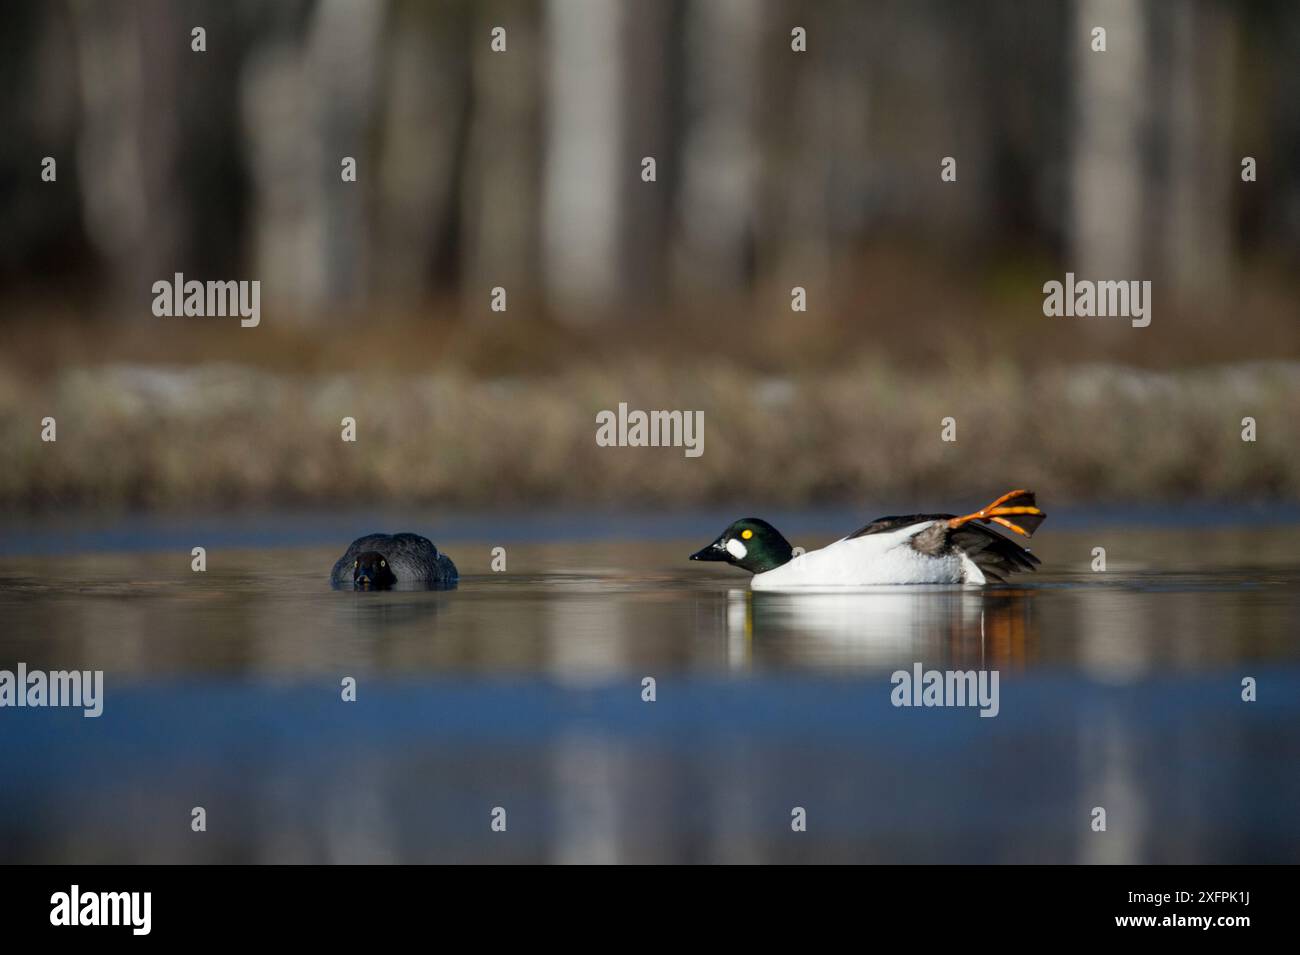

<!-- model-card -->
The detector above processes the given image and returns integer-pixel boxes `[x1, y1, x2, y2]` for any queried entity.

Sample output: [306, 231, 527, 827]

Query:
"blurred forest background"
[2, 0, 1298, 511]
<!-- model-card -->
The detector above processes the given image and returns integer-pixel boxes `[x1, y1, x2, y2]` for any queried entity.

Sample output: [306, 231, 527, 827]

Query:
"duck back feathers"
[331, 532, 458, 588]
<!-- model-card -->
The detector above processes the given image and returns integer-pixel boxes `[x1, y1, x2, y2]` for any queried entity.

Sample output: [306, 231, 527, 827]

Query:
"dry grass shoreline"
[3, 356, 1297, 511]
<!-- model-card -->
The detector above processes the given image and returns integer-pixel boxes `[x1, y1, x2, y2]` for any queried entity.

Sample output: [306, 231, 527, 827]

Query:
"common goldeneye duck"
[330, 533, 459, 590]
[689, 489, 1045, 589]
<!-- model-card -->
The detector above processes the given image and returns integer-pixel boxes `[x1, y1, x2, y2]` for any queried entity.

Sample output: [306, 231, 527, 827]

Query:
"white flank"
[751, 521, 968, 590]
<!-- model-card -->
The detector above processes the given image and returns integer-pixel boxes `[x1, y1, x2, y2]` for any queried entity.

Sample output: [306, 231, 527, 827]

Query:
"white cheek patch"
[725, 538, 748, 560]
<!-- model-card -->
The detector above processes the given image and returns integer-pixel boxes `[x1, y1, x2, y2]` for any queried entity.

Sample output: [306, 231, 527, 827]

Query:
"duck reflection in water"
[723, 586, 1037, 672]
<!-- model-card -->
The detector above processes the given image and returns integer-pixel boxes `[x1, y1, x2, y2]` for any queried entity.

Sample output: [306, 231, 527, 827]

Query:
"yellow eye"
[741, 529, 753, 540]
[380, 560, 386, 567]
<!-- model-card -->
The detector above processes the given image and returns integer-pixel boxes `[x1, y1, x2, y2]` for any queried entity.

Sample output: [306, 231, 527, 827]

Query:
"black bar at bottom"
[1, 864, 1279, 941]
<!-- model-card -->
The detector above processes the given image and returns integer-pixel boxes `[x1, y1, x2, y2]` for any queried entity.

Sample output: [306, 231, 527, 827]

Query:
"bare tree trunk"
[753, 3, 833, 299]
[460, 3, 543, 304]
[70, 0, 185, 300]
[541, 0, 624, 317]
[371, 2, 472, 305]
[616, 0, 676, 313]
[242, 0, 384, 317]
[1159, 0, 1236, 308]
[673, 0, 760, 295]
[1070, 0, 1147, 279]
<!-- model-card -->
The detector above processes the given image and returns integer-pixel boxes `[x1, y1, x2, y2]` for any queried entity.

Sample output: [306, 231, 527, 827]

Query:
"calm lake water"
[1, 509, 1298, 863]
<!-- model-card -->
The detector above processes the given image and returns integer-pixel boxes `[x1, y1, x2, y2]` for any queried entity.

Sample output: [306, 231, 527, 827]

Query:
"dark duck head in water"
[351, 551, 397, 590]
[330, 533, 458, 591]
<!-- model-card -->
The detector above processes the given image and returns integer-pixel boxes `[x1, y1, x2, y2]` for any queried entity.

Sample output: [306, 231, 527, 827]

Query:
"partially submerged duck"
[690, 489, 1045, 589]
[331, 533, 458, 590]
